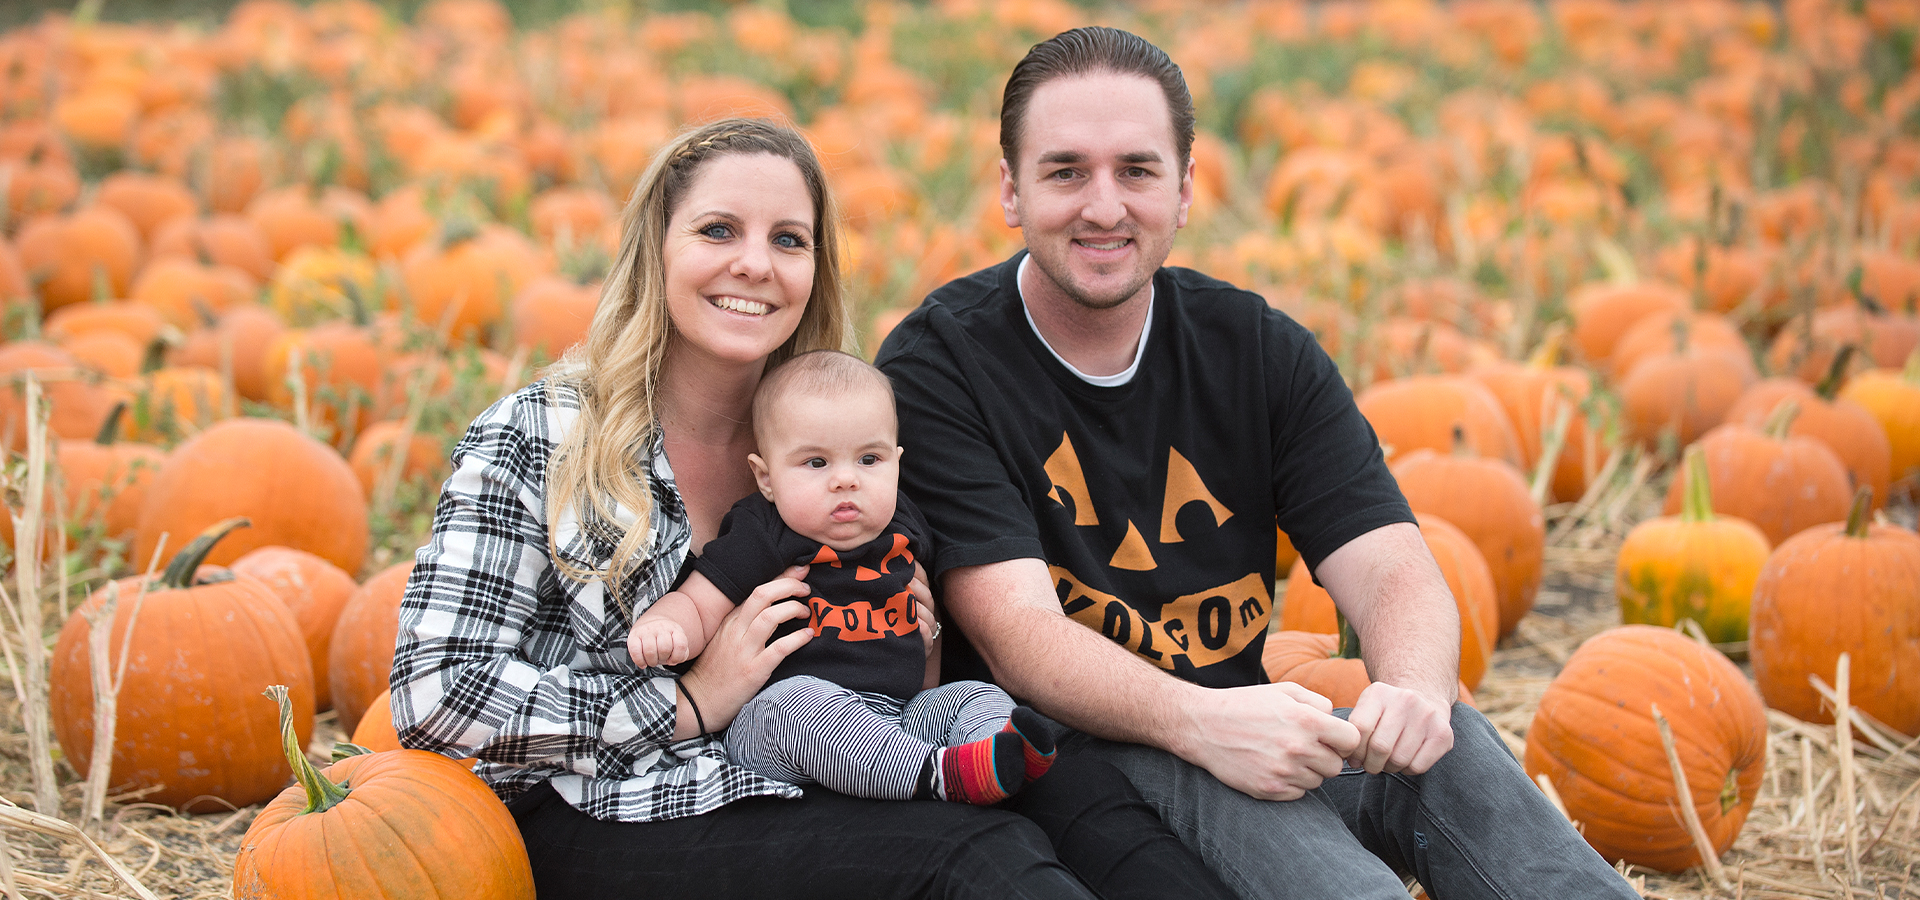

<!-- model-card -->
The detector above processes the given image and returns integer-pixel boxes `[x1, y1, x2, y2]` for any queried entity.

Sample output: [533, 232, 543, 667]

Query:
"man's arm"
[1312, 521, 1460, 774]
[943, 558, 1362, 801]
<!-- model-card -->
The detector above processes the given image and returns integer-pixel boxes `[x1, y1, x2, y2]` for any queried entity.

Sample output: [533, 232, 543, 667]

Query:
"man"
[875, 26, 1639, 899]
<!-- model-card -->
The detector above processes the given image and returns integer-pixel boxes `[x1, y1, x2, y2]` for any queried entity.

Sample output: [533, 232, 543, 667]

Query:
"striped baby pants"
[724, 675, 1014, 799]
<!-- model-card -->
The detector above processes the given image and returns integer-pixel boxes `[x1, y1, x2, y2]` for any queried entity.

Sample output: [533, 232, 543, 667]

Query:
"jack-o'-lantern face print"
[1040, 432, 1272, 673]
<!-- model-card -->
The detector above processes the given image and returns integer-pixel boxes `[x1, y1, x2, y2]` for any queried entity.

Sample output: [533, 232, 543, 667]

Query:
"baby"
[629, 349, 1051, 804]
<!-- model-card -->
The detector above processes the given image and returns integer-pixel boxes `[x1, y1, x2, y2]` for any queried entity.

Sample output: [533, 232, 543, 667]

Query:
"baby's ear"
[747, 453, 775, 500]
[895, 444, 905, 460]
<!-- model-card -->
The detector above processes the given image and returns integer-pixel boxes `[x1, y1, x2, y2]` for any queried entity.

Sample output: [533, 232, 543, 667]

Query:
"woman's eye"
[803, 458, 827, 469]
[700, 223, 732, 239]
[774, 232, 810, 250]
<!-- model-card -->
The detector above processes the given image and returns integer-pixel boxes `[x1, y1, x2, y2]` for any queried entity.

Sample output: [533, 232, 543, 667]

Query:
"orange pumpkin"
[1660, 406, 1851, 547]
[1524, 625, 1767, 872]
[232, 546, 361, 712]
[48, 518, 316, 812]
[232, 686, 534, 900]
[1617, 344, 1756, 447]
[1724, 348, 1891, 510]
[171, 303, 289, 402]
[133, 417, 370, 574]
[148, 213, 277, 282]
[1838, 353, 1920, 487]
[1616, 445, 1771, 644]
[348, 420, 447, 498]
[396, 221, 544, 343]
[0, 342, 135, 451]
[95, 171, 200, 242]
[1354, 374, 1523, 467]
[1468, 357, 1601, 503]
[1567, 281, 1691, 365]
[15, 206, 144, 313]
[1277, 515, 1497, 690]
[329, 561, 416, 734]
[54, 403, 166, 543]
[1750, 488, 1920, 734]
[508, 274, 600, 362]
[1391, 442, 1544, 640]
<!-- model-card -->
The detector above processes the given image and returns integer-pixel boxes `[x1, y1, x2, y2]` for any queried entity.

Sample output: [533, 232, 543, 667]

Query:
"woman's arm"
[390, 397, 688, 771]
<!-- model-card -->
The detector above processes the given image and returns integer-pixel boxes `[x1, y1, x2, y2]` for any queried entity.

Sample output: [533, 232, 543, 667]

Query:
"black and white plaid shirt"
[391, 378, 804, 822]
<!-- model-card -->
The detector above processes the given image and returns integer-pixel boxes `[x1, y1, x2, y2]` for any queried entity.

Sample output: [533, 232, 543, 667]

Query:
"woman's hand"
[676, 565, 813, 737]
[910, 563, 937, 656]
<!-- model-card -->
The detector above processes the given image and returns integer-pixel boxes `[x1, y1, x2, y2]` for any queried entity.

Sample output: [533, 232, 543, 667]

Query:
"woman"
[389, 118, 1095, 897]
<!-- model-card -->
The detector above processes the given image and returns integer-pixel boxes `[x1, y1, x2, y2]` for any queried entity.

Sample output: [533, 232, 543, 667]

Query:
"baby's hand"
[629, 618, 692, 668]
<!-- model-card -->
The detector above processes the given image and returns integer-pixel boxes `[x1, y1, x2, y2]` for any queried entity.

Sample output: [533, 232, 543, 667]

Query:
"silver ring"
[930, 620, 942, 640]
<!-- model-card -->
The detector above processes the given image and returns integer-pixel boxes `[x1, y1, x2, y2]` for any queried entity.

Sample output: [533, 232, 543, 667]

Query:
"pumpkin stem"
[1680, 444, 1715, 524]
[265, 685, 350, 814]
[1904, 348, 1920, 384]
[1336, 614, 1362, 660]
[1449, 424, 1470, 457]
[1669, 314, 1690, 354]
[1844, 485, 1873, 538]
[157, 517, 250, 590]
[1762, 399, 1799, 440]
[1526, 325, 1566, 369]
[93, 401, 127, 446]
[1815, 344, 1856, 401]
[331, 741, 375, 762]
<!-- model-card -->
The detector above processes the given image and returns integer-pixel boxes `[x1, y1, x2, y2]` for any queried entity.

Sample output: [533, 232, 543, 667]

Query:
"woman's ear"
[747, 453, 775, 500]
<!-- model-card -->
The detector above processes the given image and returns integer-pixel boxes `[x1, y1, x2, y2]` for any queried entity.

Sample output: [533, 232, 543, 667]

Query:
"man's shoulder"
[875, 255, 1021, 367]
[1158, 265, 1280, 316]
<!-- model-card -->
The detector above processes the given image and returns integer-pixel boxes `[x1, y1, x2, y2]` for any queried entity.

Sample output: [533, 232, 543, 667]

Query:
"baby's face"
[748, 386, 901, 551]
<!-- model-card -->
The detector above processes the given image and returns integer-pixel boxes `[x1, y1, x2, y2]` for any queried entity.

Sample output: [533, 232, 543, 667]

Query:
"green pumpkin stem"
[1815, 345, 1856, 401]
[265, 685, 350, 814]
[93, 401, 127, 446]
[1337, 614, 1362, 660]
[1845, 486, 1873, 538]
[158, 517, 251, 590]
[1681, 444, 1715, 524]
[1762, 399, 1800, 440]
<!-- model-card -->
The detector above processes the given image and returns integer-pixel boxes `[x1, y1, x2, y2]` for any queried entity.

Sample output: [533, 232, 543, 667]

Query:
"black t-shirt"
[695, 492, 930, 700]
[876, 252, 1413, 689]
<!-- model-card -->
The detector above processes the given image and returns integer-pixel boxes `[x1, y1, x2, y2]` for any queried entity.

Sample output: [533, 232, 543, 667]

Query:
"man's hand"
[1177, 681, 1362, 801]
[628, 618, 692, 668]
[1347, 681, 1454, 774]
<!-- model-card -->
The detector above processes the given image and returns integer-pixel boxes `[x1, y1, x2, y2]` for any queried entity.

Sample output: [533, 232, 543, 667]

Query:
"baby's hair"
[752, 350, 897, 446]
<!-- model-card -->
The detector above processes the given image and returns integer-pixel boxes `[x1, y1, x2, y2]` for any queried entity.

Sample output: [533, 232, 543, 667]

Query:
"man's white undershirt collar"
[1017, 254, 1152, 387]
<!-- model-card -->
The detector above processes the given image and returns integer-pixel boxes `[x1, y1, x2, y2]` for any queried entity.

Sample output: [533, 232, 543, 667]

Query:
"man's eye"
[803, 458, 827, 469]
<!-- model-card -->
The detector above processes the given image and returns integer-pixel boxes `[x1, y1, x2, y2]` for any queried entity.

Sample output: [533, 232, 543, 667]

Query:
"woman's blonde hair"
[545, 118, 852, 597]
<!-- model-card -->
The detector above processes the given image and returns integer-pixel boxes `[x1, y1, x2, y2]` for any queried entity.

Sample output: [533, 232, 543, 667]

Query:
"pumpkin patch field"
[1, 0, 1918, 896]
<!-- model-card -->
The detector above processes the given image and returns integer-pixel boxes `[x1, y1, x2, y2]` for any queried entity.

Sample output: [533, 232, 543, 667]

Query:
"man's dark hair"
[999, 26, 1196, 179]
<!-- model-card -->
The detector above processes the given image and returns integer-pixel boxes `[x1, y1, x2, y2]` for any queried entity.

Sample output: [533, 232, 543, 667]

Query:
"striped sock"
[935, 732, 1024, 805]
[1002, 706, 1056, 783]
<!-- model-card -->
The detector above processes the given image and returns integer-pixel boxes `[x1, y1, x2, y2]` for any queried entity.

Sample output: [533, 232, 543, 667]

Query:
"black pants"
[509, 756, 1234, 899]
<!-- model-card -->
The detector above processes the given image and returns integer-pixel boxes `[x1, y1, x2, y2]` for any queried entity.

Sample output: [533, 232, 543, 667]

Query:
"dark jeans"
[1062, 703, 1643, 900]
[508, 751, 1236, 900]
[510, 779, 1096, 899]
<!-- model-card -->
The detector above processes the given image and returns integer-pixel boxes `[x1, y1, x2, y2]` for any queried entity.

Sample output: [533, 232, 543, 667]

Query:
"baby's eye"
[858, 454, 881, 466]
[803, 457, 828, 469]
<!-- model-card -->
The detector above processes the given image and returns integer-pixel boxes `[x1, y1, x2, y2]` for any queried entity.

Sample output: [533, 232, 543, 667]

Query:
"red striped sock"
[1002, 706, 1056, 783]
[936, 732, 1024, 805]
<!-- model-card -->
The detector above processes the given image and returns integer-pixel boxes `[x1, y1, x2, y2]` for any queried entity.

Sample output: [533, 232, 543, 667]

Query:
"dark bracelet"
[677, 680, 710, 737]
